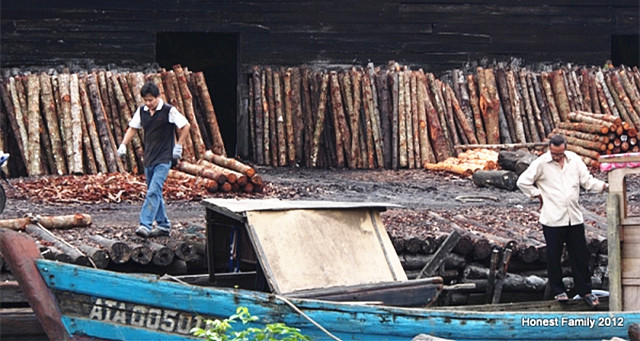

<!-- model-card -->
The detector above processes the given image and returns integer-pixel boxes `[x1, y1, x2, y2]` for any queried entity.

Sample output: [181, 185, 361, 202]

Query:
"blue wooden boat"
[1, 199, 638, 341]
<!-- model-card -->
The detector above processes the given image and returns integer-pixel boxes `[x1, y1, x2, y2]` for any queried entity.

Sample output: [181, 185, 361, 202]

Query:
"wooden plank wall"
[1, 0, 638, 155]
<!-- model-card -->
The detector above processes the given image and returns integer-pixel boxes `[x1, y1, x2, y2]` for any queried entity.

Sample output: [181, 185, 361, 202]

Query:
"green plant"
[191, 306, 311, 341]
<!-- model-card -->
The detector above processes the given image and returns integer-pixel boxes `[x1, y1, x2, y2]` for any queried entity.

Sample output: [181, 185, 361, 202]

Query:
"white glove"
[117, 144, 127, 158]
[172, 144, 183, 160]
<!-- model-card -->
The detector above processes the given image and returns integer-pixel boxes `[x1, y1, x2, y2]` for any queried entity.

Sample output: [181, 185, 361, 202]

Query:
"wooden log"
[423, 162, 473, 177]
[428, 73, 454, 154]
[390, 70, 400, 169]
[352, 69, 367, 168]
[148, 241, 174, 267]
[251, 67, 264, 164]
[310, 73, 330, 167]
[341, 71, 360, 169]
[78, 76, 108, 173]
[367, 64, 385, 168]
[472, 170, 518, 191]
[587, 70, 602, 114]
[595, 71, 614, 116]
[77, 244, 109, 269]
[111, 74, 143, 172]
[596, 70, 620, 117]
[417, 71, 436, 164]
[557, 121, 609, 135]
[566, 144, 600, 161]
[495, 68, 517, 142]
[515, 72, 533, 142]
[564, 135, 606, 152]
[619, 69, 640, 117]
[130, 243, 153, 265]
[290, 68, 304, 164]
[611, 71, 640, 127]
[520, 70, 541, 142]
[497, 150, 531, 171]
[492, 248, 513, 304]
[467, 74, 487, 144]
[453, 69, 477, 141]
[605, 72, 632, 123]
[406, 71, 417, 168]
[423, 76, 451, 163]
[410, 72, 421, 167]
[86, 74, 120, 173]
[195, 72, 226, 156]
[203, 150, 255, 177]
[25, 74, 42, 176]
[540, 72, 562, 126]
[300, 67, 313, 166]
[0, 81, 26, 172]
[515, 153, 538, 176]
[506, 70, 526, 143]
[376, 70, 393, 169]
[552, 128, 609, 144]
[89, 235, 131, 264]
[174, 65, 206, 160]
[8, 77, 30, 170]
[398, 71, 408, 168]
[329, 71, 348, 168]
[441, 79, 461, 150]
[550, 70, 571, 122]
[104, 72, 126, 157]
[260, 70, 271, 166]
[482, 68, 501, 144]
[362, 69, 380, 168]
[447, 83, 478, 145]
[531, 73, 554, 135]
[168, 169, 219, 193]
[25, 224, 90, 265]
[574, 110, 622, 125]
[265, 68, 278, 165]
[79, 108, 98, 174]
[197, 159, 247, 186]
[36, 214, 92, 229]
[283, 69, 296, 165]
[580, 69, 593, 113]
[272, 70, 287, 166]
[175, 160, 227, 184]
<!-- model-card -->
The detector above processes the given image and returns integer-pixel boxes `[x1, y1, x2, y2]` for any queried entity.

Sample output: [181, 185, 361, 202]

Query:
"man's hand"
[536, 195, 543, 211]
[603, 183, 609, 192]
[117, 144, 127, 158]
[172, 144, 183, 160]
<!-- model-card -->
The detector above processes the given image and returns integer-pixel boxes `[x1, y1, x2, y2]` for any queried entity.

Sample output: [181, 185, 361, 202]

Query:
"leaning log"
[195, 72, 226, 156]
[78, 77, 108, 173]
[251, 68, 264, 164]
[310, 72, 330, 167]
[550, 70, 571, 122]
[448, 84, 478, 145]
[482, 68, 501, 144]
[9, 77, 30, 170]
[26, 74, 42, 176]
[86, 73, 120, 173]
[422, 75, 449, 163]
[89, 235, 132, 264]
[329, 71, 347, 167]
[417, 71, 436, 164]
[467, 74, 487, 144]
[283, 69, 296, 165]
[540, 72, 562, 126]
[174, 65, 206, 160]
[25, 224, 90, 266]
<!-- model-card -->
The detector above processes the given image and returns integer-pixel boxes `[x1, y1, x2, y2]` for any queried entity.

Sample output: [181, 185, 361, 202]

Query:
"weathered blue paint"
[37, 259, 639, 341]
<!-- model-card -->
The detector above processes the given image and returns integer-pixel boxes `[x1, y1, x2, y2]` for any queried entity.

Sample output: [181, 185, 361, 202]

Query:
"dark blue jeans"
[139, 162, 171, 231]
[543, 223, 592, 296]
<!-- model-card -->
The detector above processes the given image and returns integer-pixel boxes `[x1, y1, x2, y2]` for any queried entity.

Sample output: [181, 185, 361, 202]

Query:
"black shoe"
[149, 228, 170, 237]
[135, 225, 151, 238]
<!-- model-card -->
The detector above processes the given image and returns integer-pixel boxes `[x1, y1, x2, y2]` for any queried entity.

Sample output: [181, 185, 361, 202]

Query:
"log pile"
[385, 207, 610, 304]
[247, 63, 640, 171]
[0, 64, 227, 178]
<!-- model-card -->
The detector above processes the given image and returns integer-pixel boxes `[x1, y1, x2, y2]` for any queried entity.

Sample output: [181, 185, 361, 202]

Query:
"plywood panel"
[246, 208, 406, 294]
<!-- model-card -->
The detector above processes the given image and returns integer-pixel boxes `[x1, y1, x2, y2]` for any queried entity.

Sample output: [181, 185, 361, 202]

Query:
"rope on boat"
[275, 294, 342, 341]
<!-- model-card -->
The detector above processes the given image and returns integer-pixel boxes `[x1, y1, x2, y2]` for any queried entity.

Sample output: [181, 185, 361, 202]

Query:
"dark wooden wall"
[2, 0, 638, 154]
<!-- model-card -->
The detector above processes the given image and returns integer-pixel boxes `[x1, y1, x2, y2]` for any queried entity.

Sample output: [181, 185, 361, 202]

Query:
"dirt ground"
[3, 166, 636, 242]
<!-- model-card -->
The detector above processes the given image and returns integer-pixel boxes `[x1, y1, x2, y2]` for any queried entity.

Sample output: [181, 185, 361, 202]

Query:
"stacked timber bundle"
[0, 64, 226, 178]
[246, 63, 640, 171]
[386, 208, 609, 304]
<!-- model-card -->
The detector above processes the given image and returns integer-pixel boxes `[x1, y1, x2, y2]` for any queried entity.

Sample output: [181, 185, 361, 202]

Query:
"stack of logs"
[0, 219, 208, 275]
[388, 210, 609, 304]
[552, 111, 638, 168]
[0, 64, 226, 178]
[247, 63, 640, 170]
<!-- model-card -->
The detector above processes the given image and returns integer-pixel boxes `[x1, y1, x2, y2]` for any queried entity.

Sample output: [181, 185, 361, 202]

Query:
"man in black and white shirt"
[118, 82, 190, 238]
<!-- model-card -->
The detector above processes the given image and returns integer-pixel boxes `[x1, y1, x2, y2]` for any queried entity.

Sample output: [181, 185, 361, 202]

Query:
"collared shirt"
[129, 99, 189, 129]
[517, 150, 606, 227]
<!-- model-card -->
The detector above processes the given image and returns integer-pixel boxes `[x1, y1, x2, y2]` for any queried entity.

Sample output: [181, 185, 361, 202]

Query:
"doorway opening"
[611, 35, 639, 67]
[156, 32, 238, 155]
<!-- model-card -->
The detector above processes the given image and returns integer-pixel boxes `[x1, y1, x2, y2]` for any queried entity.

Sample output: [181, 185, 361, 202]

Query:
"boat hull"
[37, 259, 639, 341]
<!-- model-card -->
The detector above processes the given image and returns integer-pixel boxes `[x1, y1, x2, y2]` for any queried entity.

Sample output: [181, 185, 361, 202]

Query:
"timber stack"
[247, 63, 640, 172]
[386, 209, 609, 305]
[0, 64, 263, 193]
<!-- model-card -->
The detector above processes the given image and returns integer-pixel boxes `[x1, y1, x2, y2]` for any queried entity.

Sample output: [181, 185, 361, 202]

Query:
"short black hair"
[549, 134, 567, 147]
[140, 82, 160, 98]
